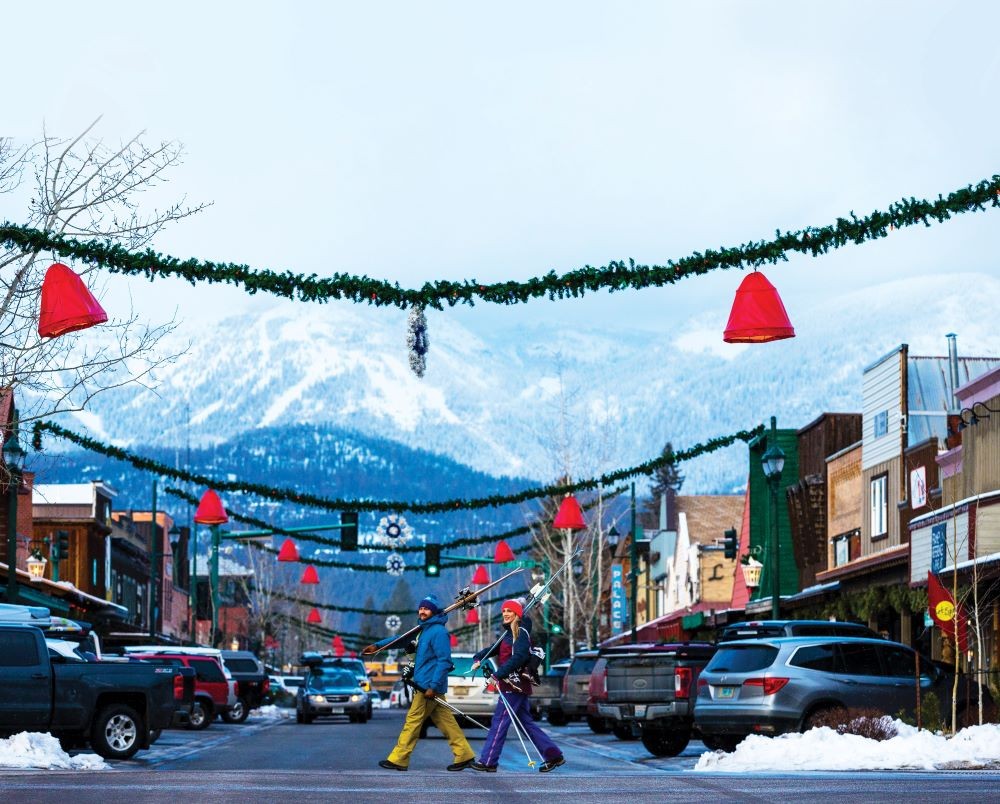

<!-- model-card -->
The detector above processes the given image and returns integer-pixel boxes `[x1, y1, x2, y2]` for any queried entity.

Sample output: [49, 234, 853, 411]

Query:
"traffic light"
[424, 544, 440, 577]
[550, 623, 563, 634]
[53, 530, 70, 562]
[340, 511, 358, 551]
[723, 528, 738, 560]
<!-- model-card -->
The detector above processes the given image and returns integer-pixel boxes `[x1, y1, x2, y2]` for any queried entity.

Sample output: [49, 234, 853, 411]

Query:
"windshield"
[450, 655, 477, 676]
[706, 645, 779, 673]
[309, 668, 357, 689]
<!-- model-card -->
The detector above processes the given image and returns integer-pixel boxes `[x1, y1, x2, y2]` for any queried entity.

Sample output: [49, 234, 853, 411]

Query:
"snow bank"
[0, 732, 108, 770]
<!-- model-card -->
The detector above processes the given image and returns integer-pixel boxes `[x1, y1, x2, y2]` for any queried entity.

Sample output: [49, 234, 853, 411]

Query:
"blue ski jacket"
[410, 611, 453, 694]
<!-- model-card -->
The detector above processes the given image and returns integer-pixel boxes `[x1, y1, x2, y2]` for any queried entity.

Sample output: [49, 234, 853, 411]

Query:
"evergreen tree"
[358, 594, 380, 644]
[386, 577, 416, 620]
[643, 441, 684, 524]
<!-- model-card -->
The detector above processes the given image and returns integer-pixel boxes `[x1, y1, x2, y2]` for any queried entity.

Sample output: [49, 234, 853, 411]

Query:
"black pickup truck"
[0, 624, 181, 759]
[595, 641, 716, 757]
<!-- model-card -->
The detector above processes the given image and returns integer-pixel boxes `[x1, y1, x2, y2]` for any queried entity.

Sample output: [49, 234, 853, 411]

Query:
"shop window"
[870, 474, 888, 539]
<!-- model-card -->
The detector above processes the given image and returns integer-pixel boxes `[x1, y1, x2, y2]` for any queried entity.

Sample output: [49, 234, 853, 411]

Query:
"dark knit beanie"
[418, 594, 442, 614]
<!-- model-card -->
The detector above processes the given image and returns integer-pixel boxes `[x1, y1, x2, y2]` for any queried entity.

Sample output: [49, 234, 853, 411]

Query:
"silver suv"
[694, 636, 955, 751]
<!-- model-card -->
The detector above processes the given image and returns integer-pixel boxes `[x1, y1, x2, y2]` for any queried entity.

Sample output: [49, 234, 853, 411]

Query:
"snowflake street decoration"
[376, 514, 413, 547]
[386, 553, 406, 577]
[385, 615, 401, 633]
[407, 305, 429, 377]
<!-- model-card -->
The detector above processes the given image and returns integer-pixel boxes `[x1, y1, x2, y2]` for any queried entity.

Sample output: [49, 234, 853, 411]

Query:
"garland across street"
[33, 420, 762, 514]
[3, 175, 997, 310]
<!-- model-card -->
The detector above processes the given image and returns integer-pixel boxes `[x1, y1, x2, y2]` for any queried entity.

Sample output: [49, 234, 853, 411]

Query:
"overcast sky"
[3, 1, 1000, 342]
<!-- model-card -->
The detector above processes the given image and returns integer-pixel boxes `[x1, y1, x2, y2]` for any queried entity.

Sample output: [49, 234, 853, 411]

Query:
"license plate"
[634, 705, 647, 718]
[716, 686, 736, 699]
[329, 706, 344, 713]
[452, 687, 468, 696]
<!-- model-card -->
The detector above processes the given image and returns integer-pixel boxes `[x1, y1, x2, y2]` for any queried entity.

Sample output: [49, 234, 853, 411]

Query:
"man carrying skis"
[378, 594, 476, 772]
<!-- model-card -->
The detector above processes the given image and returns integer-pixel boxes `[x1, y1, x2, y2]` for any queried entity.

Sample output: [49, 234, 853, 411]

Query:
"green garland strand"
[34, 419, 760, 513]
[3, 175, 998, 310]
[166, 483, 624, 552]
[263, 587, 530, 617]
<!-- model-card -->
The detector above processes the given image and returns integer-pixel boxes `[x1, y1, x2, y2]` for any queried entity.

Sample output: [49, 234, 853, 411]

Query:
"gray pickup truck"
[0, 624, 180, 759]
[596, 641, 717, 756]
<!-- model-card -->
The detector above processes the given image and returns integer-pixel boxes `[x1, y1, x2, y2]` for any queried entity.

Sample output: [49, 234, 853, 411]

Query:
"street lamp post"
[3, 421, 27, 605]
[760, 417, 786, 620]
[629, 483, 639, 643]
[148, 481, 159, 638]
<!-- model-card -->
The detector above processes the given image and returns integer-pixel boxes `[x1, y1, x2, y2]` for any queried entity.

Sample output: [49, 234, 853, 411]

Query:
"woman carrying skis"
[469, 599, 565, 773]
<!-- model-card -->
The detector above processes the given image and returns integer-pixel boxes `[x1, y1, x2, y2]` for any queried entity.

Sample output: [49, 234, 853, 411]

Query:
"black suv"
[220, 650, 270, 723]
[718, 620, 881, 642]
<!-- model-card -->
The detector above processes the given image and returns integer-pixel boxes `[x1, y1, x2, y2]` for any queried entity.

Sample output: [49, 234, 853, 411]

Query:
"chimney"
[946, 333, 960, 412]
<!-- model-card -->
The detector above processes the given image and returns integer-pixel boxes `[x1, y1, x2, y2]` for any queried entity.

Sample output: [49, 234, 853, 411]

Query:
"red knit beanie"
[501, 599, 523, 617]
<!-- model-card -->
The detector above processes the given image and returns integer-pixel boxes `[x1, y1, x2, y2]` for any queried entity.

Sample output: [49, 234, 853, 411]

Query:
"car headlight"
[350, 694, 362, 702]
[310, 694, 326, 704]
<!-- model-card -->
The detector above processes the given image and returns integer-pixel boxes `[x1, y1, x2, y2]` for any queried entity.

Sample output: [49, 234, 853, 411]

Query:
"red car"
[130, 652, 236, 730]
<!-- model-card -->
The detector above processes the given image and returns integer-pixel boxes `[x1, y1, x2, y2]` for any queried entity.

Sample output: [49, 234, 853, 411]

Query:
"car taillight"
[263, 678, 270, 692]
[742, 677, 790, 695]
[562, 674, 569, 696]
[173, 674, 184, 699]
[674, 666, 693, 699]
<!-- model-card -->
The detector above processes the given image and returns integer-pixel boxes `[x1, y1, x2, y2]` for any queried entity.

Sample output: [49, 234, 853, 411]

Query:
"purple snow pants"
[478, 690, 562, 767]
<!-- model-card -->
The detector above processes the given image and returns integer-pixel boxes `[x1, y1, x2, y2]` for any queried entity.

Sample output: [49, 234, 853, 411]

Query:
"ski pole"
[493, 682, 536, 767]
[404, 679, 490, 730]
[487, 660, 544, 767]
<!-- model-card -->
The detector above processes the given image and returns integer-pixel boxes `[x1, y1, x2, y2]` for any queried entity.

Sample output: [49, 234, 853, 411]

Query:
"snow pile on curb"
[0, 732, 108, 770]
[251, 705, 295, 720]
[694, 722, 1000, 772]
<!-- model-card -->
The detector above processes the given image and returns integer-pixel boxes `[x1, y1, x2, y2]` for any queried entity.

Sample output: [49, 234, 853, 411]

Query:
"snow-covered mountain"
[56, 272, 1000, 494]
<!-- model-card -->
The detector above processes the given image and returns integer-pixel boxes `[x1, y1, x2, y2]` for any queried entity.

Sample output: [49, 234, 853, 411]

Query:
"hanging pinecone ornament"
[407, 305, 429, 377]
[386, 552, 406, 577]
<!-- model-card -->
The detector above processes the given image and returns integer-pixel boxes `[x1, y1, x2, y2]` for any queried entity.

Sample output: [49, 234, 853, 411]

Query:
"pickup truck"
[0, 624, 181, 759]
[595, 641, 716, 757]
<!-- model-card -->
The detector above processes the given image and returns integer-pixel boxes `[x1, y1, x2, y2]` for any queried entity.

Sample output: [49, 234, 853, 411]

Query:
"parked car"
[586, 655, 612, 733]
[535, 661, 571, 725]
[695, 636, 969, 751]
[299, 653, 373, 718]
[559, 650, 601, 727]
[596, 641, 717, 755]
[296, 666, 370, 723]
[268, 675, 302, 706]
[0, 624, 180, 760]
[128, 650, 236, 730]
[717, 620, 882, 642]
[221, 650, 270, 722]
[388, 679, 411, 709]
[443, 652, 496, 727]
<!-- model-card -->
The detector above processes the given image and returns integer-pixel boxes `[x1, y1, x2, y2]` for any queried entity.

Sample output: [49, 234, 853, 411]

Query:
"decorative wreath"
[386, 552, 406, 577]
[385, 615, 402, 632]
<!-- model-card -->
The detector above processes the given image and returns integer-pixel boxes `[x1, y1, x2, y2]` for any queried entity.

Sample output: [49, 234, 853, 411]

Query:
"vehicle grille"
[324, 694, 351, 703]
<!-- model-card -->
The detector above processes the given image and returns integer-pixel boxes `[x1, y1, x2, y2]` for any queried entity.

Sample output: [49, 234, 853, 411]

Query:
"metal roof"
[907, 354, 1000, 447]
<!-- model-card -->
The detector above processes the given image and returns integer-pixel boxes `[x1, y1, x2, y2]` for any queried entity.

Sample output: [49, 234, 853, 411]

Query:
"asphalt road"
[1, 708, 998, 802]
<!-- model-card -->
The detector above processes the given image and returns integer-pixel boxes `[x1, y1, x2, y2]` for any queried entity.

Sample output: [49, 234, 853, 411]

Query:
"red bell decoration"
[471, 565, 490, 585]
[493, 539, 515, 563]
[300, 565, 319, 584]
[193, 489, 229, 525]
[465, 608, 480, 625]
[277, 538, 300, 562]
[38, 262, 108, 339]
[449, 633, 459, 648]
[553, 495, 586, 530]
[723, 270, 795, 343]
[332, 635, 345, 657]
[306, 607, 322, 624]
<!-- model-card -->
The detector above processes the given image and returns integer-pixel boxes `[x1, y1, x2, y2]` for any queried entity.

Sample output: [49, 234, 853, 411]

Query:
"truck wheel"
[641, 728, 690, 757]
[91, 704, 144, 760]
[587, 716, 611, 734]
[612, 722, 638, 741]
[222, 698, 250, 724]
[547, 710, 569, 727]
[187, 700, 213, 730]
